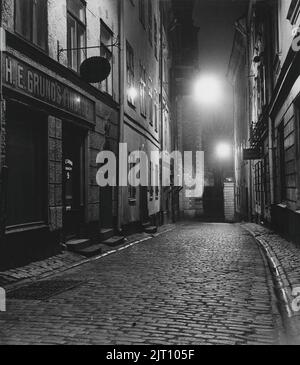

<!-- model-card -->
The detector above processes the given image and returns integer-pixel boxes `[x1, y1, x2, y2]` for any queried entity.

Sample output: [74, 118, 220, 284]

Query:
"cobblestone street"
[0, 223, 283, 345]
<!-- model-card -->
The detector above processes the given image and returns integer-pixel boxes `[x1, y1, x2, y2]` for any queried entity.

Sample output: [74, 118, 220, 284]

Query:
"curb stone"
[242, 223, 300, 344]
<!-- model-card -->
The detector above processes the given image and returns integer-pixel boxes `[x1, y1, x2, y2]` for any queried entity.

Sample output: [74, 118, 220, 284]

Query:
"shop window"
[15, 0, 48, 51]
[6, 105, 46, 227]
[100, 21, 113, 96]
[67, 0, 87, 72]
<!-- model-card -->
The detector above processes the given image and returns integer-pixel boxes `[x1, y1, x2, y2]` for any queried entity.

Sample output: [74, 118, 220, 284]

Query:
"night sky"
[191, 0, 249, 178]
[194, 0, 249, 75]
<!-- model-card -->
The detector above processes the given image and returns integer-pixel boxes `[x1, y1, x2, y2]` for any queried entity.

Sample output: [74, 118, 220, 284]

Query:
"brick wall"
[224, 183, 235, 223]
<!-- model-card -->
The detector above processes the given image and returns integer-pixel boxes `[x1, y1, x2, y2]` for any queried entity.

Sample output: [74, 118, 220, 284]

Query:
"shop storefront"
[1, 51, 96, 265]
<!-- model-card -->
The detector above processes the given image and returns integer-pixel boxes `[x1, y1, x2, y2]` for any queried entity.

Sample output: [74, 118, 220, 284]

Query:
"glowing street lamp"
[194, 75, 223, 106]
[127, 86, 138, 102]
[215, 142, 232, 160]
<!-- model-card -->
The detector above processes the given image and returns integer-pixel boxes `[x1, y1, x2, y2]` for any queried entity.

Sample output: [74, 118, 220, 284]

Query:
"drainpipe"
[159, 2, 164, 225]
[117, 0, 125, 232]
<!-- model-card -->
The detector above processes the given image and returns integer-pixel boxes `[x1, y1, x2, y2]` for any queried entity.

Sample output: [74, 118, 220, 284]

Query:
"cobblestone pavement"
[243, 223, 300, 342]
[0, 223, 283, 345]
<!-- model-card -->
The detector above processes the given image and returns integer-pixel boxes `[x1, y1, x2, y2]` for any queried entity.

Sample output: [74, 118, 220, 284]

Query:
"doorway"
[63, 124, 86, 240]
[140, 186, 149, 224]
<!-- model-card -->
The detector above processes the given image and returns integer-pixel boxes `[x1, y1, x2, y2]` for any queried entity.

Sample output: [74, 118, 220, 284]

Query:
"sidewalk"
[242, 222, 300, 343]
[0, 224, 176, 290]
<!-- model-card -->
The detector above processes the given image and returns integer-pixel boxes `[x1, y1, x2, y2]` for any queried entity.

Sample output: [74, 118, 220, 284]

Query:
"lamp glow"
[216, 142, 232, 160]
[194, 75, 222, 105]
[128, 86, 138, 101]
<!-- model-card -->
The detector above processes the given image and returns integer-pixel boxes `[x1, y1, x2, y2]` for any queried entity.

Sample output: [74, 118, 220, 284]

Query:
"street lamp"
[127, 86, 138, 102]
[194, 74, 223, 106]
[215, 142, 232, 160]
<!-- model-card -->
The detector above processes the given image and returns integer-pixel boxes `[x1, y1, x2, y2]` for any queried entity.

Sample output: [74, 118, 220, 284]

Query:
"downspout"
[159, 1, 164, 225]
[117, 0, 125, 232]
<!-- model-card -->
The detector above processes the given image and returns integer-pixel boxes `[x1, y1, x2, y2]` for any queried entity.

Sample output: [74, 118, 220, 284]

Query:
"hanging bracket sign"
[243, 148, 262, 160]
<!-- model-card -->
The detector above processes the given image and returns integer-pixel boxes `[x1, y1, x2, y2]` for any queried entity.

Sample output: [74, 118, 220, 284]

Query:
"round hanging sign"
[80, 56, 111, 83]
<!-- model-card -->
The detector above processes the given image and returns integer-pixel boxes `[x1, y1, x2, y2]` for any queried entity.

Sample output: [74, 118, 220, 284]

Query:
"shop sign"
[243, 148, 262, 161]
[3, 54, 96, 122]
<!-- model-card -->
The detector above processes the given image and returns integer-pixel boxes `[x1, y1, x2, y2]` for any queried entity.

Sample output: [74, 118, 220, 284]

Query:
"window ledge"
[6, 222, 48, 235]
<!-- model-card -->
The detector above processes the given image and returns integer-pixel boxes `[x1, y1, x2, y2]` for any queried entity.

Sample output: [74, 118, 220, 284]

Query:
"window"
[126, 42, 135, 105]
[67, 0, 87, 72]
[100, 21, 113, 96]
[257, 64, 266, 117]
[254, 162, 262, 205]
[149, 161, 154, 200]
[148, 78, 153, 125]
[148, 0, 153, 45]
[128, 153, 137, 201]
[15, 0, 47, 50]
[154, 17, 158, 59]
[139, 0, 146, 28]
[155, 165, 159, 200]
[154, 101, 159, 132]
[278, 122, 286, 201]
[271, 0, 281, 83]
[140, 64, 147, 117]
[7, 104, 46, 227]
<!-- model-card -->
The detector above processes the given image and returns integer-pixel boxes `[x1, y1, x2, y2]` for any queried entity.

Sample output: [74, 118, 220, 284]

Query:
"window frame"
[100, 20, 114, 96]
[126, 41, 136, 107]
[14, 0, 48, 52]
[67, 0, 87, 73]
[140, 63, 147, 118]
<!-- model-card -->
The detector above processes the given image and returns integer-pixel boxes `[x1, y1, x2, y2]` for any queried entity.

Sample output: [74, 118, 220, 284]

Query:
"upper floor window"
[67, 0, 87, 72]
[100, 21, 113, 96]
[126, 42, 135, 106]
[140, 64, 147, 117]
[15, 0, 48, 50]
[139, 0, 146, 28]
[148, 78, 153, 125]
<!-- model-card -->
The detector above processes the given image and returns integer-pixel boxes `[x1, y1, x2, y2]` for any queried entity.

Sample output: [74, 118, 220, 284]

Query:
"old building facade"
[231, 0, 300, 242]
[0, 0, 178, 267]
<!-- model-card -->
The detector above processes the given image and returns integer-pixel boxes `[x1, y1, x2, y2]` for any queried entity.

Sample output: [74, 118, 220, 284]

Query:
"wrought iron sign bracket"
[57, 39, 121, 62]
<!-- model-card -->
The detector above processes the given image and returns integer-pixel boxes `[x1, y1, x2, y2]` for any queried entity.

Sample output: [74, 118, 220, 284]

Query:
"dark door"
[140, 186, 149, 224]
[63, 125, 85, 240]
[100, 185, 113, 228]
[203, 186, 224, 222]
